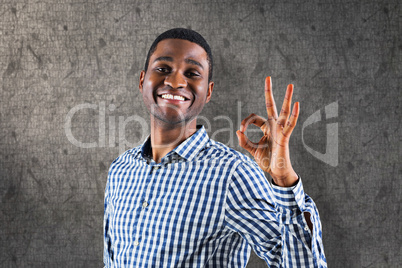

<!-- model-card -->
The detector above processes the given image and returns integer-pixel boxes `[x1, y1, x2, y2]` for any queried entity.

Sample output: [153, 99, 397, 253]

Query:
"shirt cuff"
[270, 176, 306, 211]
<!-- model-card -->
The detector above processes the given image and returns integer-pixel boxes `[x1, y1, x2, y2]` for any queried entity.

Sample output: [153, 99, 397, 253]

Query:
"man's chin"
[152, 114, 191, 127]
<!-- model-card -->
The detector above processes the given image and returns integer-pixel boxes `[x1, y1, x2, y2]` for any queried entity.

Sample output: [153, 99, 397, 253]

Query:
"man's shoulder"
[204, 139, 261, 170]
[204, 139, 268, 185]
[110, 145, 142, 166]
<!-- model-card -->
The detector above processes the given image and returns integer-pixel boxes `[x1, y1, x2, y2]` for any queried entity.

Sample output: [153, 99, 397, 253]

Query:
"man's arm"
[234, 76, 326, 266]
[225, 161, 327, 267]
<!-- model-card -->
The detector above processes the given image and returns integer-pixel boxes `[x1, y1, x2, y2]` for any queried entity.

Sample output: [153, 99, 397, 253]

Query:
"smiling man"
[104, 28, 327, 267]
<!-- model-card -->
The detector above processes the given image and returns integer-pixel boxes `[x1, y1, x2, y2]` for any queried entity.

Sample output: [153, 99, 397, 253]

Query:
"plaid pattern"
[104, 126, 326, 267]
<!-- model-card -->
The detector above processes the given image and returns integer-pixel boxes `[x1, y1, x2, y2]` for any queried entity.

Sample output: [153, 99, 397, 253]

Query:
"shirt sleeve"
[224, 161, 327, 267]
[103, 173, 113, 267]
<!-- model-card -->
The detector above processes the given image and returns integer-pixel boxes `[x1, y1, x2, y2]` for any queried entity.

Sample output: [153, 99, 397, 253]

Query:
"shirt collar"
[173, 125, 209, 161]
[137, 125, 209, 162]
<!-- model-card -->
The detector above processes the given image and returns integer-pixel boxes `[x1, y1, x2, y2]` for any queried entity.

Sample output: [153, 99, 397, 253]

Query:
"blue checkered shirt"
[104, 126, 326, 267]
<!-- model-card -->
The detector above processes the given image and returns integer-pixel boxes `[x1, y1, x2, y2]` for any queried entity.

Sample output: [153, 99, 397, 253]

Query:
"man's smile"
[156, 92, 191, 104]
[162, 94, 185, 101]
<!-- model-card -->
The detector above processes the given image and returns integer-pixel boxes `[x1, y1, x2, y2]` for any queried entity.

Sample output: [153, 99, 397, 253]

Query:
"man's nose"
[164, 72, 187, 88]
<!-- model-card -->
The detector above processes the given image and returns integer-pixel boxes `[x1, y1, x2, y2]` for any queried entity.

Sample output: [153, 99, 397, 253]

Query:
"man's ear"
[139, 70, 145, 93]
[205, 81, 214, 103]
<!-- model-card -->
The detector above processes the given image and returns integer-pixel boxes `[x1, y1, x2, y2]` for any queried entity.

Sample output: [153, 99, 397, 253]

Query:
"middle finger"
[277, 84, 293, 127]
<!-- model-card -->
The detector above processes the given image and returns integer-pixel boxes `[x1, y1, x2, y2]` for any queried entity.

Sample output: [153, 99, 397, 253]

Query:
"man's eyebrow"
[153, 56, 204, 69]
[185, 59, 203, 69]
[153, 56, 173, 63]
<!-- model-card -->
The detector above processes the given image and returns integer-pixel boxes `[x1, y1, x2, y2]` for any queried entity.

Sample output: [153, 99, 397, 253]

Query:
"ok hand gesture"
[236, 77, 300, 187]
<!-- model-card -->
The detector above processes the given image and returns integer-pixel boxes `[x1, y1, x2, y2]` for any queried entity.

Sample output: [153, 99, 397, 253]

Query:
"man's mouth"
[158, 94, 189, 101]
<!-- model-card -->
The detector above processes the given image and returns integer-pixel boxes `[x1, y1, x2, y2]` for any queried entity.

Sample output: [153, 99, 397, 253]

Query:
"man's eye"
[156, 67, 169, 73]
[185, 72, 200, 77]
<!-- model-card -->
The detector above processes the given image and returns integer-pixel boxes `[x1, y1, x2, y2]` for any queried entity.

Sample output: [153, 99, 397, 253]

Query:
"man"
[104, 28, 326, 267]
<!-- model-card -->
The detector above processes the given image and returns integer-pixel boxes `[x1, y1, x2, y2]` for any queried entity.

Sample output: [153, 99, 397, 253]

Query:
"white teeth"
[161, 94, 185, 101]
[161, 94, 172, 99]
[173, 95, 185, 101]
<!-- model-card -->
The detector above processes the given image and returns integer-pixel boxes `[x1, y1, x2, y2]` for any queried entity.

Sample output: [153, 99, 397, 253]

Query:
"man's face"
[139, 39, 214, 126]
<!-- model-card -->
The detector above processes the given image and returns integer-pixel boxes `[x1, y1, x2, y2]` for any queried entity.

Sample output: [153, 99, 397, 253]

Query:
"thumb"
[236, 130, 256, 155]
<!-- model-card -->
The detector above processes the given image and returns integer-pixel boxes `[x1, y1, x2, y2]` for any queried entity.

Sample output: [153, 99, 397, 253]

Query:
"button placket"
[141, 164, 161, 210]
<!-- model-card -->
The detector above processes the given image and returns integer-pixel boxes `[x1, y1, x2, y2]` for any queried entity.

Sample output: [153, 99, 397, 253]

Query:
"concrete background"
[0, 0, 400, 267]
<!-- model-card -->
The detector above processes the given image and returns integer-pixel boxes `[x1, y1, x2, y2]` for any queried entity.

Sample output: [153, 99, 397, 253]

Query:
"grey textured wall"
[0, 0, 400, 267]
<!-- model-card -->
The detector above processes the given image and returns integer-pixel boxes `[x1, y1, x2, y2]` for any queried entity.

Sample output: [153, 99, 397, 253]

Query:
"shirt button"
[134, 241, 139, 246]
[304, 226, 309, 231]
[142, 201, 148, 208]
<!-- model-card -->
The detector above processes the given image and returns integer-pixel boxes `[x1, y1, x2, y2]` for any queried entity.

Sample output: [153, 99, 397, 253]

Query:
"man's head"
[144, 28, 213, 82]
[139, 29, 214, 127]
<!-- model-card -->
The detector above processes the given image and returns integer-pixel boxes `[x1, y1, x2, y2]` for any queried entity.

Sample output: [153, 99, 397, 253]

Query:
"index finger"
[239, 113, 266, 133]
[265, 76, 278, 120]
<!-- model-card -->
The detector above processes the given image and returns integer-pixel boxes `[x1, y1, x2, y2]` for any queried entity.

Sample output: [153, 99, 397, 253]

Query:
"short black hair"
[144, 28, 213, 82]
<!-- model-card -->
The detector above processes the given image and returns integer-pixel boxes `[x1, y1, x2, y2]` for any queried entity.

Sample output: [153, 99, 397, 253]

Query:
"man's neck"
[150, 117, 198, 163]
